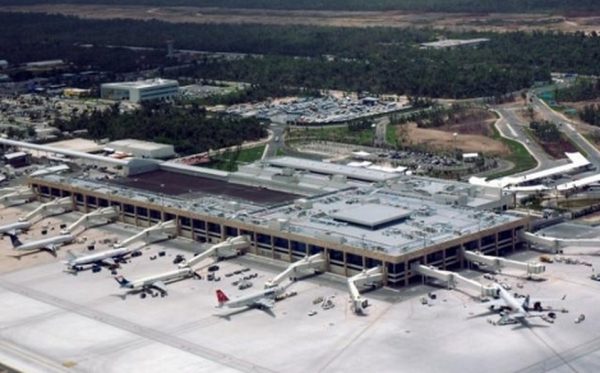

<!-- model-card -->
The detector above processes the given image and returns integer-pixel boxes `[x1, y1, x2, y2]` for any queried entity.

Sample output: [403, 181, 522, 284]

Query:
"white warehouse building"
[107, 139, 175, 159]
[100, 79, 179, 103]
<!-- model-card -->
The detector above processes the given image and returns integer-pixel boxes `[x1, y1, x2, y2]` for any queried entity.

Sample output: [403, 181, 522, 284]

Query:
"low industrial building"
[106, 139, 175, 159]
[28, 156, 528, 287]
[421, 38, 490, 49]
[4, 151, 30, 167]
[24, 59, 66, 71]
[100, 79, 179, 103]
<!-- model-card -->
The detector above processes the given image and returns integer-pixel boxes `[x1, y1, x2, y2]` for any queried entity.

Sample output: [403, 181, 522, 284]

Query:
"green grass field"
[487, 125, 537, 179]
[205, 145, 265, 172]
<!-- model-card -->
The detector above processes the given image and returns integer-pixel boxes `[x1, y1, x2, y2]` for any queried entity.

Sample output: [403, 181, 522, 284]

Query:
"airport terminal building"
[28, 157, 529, 287]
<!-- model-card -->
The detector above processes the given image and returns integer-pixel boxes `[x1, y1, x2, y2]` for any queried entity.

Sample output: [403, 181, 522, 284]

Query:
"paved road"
[493, 106, 561, 173]
[530, 95, 600, 168]
[262, 123, 286, 159]
[374, 117, 388, 147]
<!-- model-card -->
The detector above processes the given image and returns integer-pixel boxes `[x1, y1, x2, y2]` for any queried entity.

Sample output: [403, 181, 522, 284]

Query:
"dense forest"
[3, 12, 600, 97]
[555, 79, 600, 102]
[54, 102, 267, 155]
[173, 54, 538, 99]
[0, 0, 596, 13]
[579, 105, 600, 127]
[529, 121, 562, 142]
[195, 84, 321, 106]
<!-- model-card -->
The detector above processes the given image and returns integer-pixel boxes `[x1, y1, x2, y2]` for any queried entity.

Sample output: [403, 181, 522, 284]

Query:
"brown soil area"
[4, 4, 600, 33]
[536, 137, 577, 159]
[562, 100, 600, 112]
[434, 108, 496, 136]
[400, 123, 508, 155]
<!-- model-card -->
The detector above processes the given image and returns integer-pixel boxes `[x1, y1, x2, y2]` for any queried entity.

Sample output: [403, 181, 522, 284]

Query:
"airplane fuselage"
[0, 221, 31, 234]
[223, 286, 284, 309]
[495, 286, 528, 318]
[124, 268, 192, 290]
[67, 247, 131, 268]
[14, 234, 74, 252]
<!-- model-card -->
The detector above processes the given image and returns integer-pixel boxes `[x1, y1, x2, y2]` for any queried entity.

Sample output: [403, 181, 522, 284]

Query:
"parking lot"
[1, 203, 600, 372]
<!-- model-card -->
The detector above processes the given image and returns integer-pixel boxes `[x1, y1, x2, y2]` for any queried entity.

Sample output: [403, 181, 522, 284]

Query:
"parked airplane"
[114, 267, 197, 297]
[64, 246, 137, 272]
[0, 221, 31, 236]
[486, 284, 558, 325]
[216, 286, 285, 310]
[3, 232, 74, 256]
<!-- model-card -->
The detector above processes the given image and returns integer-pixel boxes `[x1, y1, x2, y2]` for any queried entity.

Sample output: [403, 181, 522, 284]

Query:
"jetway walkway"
[522, 231, 600, 254]
[0, 197, 73, 235]
[61, 206, 119, 235]
[179, 235, 250, 269]
[413, 264, 498, 298]
[19, 197, 72, 223]
[6, 206, 120, 254]
[347, 266, 383, 314]
[0, 186, 36, 206]
[462, 249, 545, 277]
[116, 220, 177, 249]
[264, 252, 327, 288]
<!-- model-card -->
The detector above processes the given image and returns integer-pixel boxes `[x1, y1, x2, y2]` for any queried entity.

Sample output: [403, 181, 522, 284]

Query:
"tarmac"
[1, 203, 600, 372]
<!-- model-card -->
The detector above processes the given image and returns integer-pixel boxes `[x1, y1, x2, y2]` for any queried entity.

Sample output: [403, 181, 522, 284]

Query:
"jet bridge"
[347, 266, 384, 315]
[116, 220, 177, 249]
[264, 252, 327, 288]
[19, 197, 72, 222]
[0, 187, 36, 206]
[0, 197, 73, 235]
[180, 235, 250, 269]
[413, 264, 498, 299]
[462, 249, 545, 278]
[61, 206, 119, 235]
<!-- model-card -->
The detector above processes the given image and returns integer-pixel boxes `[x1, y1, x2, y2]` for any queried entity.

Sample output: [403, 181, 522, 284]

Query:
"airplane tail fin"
[4, 233, 23, 248]
[114, 275, 130, 287]
[216, 289, 229, 306]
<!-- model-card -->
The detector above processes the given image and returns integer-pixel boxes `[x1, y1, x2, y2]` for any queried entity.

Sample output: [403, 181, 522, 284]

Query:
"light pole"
[160, 183, 165, 221]
[453, 132, 458, 153]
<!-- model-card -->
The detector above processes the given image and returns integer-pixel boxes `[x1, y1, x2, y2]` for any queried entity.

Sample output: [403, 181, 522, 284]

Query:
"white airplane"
[0, 221, 31, 236]
[4, 232, 74, 256]
[114, 267, 197, 297]
[485, 285, 558, 325]
[216, 286, 285, 311]
[64, 247, 137, 272]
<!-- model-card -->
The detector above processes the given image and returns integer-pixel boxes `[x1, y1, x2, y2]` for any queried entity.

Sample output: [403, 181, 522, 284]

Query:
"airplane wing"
[510, 311, 528, 319]
[527, 297, 565, 304]
[101, 258, 116, 266]
[255, 297, 275, 309]
[43, 244, 58, 257]
[485, 299, 507, 308]
[151, 281, 168, 294]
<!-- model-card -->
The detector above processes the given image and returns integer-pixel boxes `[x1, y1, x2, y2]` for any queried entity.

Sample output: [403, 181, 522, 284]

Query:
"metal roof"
[470, 152, 590, 189]
[101, 79, 178, 90]
[330, 204, 412, 228]
[266, 157, 401, 182]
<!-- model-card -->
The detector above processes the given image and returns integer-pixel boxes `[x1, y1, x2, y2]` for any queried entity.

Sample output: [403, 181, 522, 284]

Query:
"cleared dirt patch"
[533, 135, 577, 159]
[3, 4, 600, 33]
[400, 123, 509, 155]
[433, 107, 497, 136]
